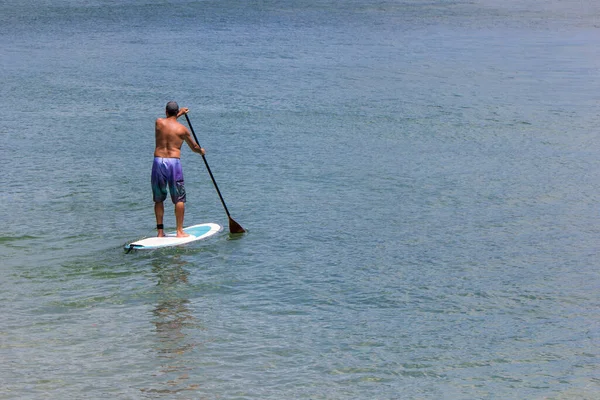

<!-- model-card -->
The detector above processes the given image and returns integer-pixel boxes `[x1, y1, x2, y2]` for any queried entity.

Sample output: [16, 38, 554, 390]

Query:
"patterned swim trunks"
[151, 157, 186, 204]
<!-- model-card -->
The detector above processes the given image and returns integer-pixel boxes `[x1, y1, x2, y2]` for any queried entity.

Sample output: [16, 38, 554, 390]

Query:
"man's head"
[166, 101, 179, 117]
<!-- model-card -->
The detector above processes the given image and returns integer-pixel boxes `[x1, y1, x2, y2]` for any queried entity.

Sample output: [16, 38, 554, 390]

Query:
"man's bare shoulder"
[156, 117, 183, 130]
[175, 121, 190, 135]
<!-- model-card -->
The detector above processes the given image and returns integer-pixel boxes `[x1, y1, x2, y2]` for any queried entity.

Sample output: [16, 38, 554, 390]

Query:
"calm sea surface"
[1, 1, 599, 398]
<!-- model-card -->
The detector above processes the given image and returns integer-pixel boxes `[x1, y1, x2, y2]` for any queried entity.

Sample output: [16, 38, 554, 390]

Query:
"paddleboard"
[125, 223, 222, 251]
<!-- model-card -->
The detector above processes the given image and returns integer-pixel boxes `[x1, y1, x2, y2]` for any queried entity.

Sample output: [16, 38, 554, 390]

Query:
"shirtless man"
[152, 101, 205, 237]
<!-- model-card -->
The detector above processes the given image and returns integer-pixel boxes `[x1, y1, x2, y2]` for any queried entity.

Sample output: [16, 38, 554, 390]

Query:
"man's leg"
[175, 201, 189, 237]
[155, 201, 165, 237]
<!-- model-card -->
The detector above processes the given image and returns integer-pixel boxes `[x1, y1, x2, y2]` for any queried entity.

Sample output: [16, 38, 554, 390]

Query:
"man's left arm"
[177, 107, 189, 118]
[183, 130, 206, 155]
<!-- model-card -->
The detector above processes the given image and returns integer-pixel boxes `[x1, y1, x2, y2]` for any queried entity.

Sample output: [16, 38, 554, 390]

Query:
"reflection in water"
[141, 256, 204, 396]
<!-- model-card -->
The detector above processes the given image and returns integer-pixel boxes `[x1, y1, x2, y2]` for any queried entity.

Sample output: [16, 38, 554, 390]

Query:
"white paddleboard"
[125, 223, 222, 251]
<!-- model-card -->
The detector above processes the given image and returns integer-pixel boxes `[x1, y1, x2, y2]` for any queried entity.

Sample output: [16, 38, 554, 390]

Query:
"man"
[152, 101, 205, 237]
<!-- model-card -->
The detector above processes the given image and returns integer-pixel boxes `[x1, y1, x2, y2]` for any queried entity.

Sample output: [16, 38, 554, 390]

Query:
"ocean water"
[1, 0, 599, 398]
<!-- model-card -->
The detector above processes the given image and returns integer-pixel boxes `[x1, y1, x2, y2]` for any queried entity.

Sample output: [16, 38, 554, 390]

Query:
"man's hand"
[177, 107, 189, 118]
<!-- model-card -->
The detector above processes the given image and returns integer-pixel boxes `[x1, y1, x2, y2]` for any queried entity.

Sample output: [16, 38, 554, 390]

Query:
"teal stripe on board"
[184, 225, 211, 236]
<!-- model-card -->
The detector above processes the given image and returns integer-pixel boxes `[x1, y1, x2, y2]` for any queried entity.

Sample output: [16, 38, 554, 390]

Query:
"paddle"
[184, 113, 246, 234]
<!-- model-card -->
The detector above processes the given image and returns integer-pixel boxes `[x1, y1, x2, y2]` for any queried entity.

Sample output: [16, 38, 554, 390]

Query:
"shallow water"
[1, 1, 599, 398]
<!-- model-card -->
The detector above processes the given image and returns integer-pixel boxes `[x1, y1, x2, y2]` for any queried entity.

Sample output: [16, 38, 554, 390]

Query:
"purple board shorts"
[151, 157, 186, 204]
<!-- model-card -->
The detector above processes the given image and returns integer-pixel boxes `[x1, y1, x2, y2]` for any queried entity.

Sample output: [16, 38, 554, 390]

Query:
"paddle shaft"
[184, 114, 245, 233]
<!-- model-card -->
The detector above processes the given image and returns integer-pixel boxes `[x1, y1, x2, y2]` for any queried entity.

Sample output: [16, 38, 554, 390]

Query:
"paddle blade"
[228, 217, 246, 234]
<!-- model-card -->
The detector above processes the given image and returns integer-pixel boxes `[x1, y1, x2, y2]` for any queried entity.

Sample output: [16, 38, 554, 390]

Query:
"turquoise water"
[2, 1, 599, 398]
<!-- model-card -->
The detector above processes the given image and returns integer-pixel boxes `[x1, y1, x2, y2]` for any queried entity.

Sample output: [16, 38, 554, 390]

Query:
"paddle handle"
[184, 113, 245, 233]
[184, 113, 232, 218]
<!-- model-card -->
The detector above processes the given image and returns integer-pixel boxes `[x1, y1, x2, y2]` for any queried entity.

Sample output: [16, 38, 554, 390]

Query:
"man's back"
[154, 116, 188, 158]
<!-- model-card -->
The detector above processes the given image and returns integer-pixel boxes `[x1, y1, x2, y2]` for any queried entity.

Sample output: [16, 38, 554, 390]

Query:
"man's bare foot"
[157, 231, 166, 238]
[176, 231, 190, 238]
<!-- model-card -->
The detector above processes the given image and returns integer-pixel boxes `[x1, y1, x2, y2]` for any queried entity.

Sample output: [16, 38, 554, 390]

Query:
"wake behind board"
[125, 223, 222, 251]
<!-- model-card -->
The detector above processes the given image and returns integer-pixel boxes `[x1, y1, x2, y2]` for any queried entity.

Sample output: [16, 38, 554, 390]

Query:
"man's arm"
[176, 107, 189, 118]
[182, 128, 206, 155]
[175, 107, 205, 155]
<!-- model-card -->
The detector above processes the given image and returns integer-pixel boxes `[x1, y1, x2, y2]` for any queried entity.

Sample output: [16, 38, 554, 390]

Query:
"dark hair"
[166, 101, 179, 116]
